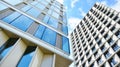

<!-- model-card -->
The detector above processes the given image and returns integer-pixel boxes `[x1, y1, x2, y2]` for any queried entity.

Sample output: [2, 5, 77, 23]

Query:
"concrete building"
[70, 3, 120, 67]
[0, 0, 72, 67]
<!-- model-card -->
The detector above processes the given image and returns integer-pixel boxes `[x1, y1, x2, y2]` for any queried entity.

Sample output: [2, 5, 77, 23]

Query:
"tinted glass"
[11, 15, 34, 31]
[42, 28, 57, 46]
[2, 12, 21, 23]
[34, 25, 46, 39]
[62, 24, 68, 35]
[17, 46, 36, 67]
[48, 18, 58, 28]
[62, 36, 70, 54]
[0, 38, 18, 61]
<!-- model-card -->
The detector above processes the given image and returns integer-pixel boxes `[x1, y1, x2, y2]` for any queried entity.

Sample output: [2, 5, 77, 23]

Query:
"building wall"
[71, 2, 120, 67]
[0, 0, 72, 67]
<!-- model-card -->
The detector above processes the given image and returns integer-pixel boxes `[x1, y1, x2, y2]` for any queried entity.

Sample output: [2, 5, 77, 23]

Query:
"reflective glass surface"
[26, 8, 41, 17]
[11, 15, 34, 31]
[0, 3, 8, 11]
[48, 18, 58, 28]
[17, 46, 36, 67]
[62, 24, 68, 35]
[42, 28, 57, 46]
[35, 3, 45, 10]
[62, 36, 70, 53]
[0, 38, 18, 61]
[2, 12, 21, 23]
[34, 25, 46, 39]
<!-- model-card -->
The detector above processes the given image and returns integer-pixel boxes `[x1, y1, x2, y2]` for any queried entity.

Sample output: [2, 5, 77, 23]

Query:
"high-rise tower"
[71, 3, 120, 67]
[0, 0, 72, 67]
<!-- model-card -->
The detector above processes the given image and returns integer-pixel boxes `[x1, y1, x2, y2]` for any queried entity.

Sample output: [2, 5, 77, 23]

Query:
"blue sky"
[57, 0, 120, 34]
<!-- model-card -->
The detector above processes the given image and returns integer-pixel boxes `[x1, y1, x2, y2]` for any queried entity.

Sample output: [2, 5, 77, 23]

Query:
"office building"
[71, 3, 120, 67]
[0, 0, 72, 67]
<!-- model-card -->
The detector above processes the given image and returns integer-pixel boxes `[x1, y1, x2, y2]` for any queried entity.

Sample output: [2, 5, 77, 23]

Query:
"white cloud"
[86, 0, 94, 6]
[56, 0, 64, 4]
[79, 8, 86, 17]
[101, 0, 107, 6]
[100, 0, 120, 12]
[71, 0, 79, 8]
[68, 17, 81, 33]
[111, 0, 120, 12]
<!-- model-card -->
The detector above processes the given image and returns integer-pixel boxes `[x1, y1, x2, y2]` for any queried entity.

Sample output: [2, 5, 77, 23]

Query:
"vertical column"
[0, 39, 27, 67]
[0, 29, 9, 47]
[56, 23, 62, 49]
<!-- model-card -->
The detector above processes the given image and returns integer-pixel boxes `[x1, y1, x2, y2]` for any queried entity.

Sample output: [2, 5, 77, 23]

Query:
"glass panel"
[17, 46, 36, 67]
[62, 36, 70, 54]
[48, 18, 58, 28]
[62, 24, 68, 35]
[0, 3, 8, 11]
[21, 5, 31, 11]
[4, 0, 22, 5]
[43, 15, 50, 23]
[35, 3, 45, 10]
[26, 8, 41, 17]
[2, 12, 21, 23]
[11, 15, 34, 31]
[34, 25, 46, 39]
[0, 38, 18, 61]
[52, 12, 59, 19]
[42, 28, 57, 46]
[40, 0, 48, 6]
[31, 2, 38, 5]
[63, 13, 67, 24]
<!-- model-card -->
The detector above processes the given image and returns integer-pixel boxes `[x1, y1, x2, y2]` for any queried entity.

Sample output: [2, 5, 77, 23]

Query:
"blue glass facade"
[17, 46, 36, 67]
[0, 0, 70, 54]
[0, 38, 18, 61]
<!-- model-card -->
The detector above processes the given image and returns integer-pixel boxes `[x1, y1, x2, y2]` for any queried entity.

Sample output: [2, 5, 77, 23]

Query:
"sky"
[57, 0, 120, 34]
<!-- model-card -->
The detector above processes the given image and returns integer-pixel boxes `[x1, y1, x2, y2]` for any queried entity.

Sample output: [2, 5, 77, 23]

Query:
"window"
[117, 19, 120, 24]
[101, 45, 106, 52]
[34, 25, 46, 39]
[62, 36, 70, 54]
[35, 3, 45, 10]
[101, 29, 105, 34]
[115, 30, 120, 38]
[0, 3, 8, 11]
[94, 51, 99, 58]
[97, 58, 103, 65]
[113, 15, 118, 21]
[0, 38, 18, 61]
[98, 40, 102, 46]
[42, 28, 57, 46]
[106, 11, 110, 15]
[103, 20, 107, 25]
[95, 36, 99, 42]
[112, 43, 120, 52]
[62, 25, 68, 35]
[92, 46, 96, 52]
[105, 51, 111, 59]
[110, 26, 115, 32]
[17, 46, 36, 67]
[109, 58, 117, 67]
[86, 52, 89, 57]
[104, 33, 109, 39]
[2, 11, 34, 31]
[11, 15, 34, 31]
[88, 57, 91, 63]
[108, 38, 114, 45]
[110, 13, 114, 18]
[26, 8, 41, 17]
[107, 23, 111, 28]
